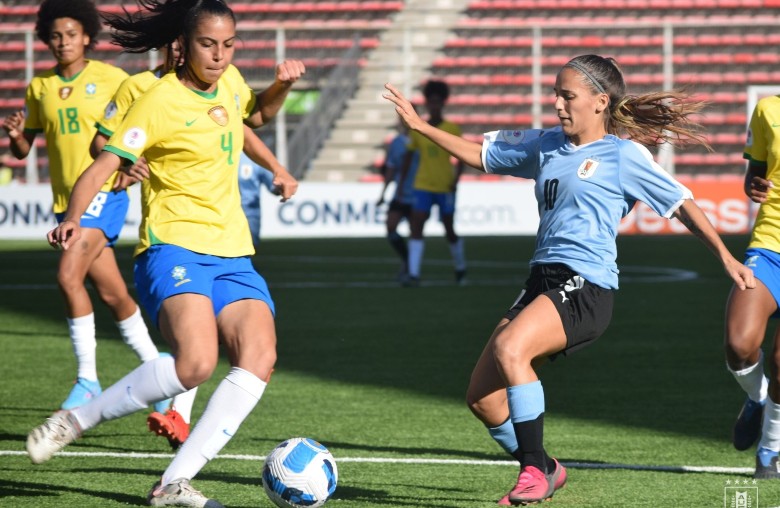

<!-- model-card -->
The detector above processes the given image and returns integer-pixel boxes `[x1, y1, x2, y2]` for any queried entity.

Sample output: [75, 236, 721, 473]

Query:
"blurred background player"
[377, 120, 419, 281]
[726, 92, 780, 479]
[239, 136, 280, 248]
[1, 0, 163, 411]
[400, 79, 466, 286]
[29, 1, 302, 507]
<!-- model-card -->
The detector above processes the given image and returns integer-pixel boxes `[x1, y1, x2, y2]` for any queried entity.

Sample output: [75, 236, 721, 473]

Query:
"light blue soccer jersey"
[482, 126, 692, 289]
[238, 151, 276, 242]
[386, 134, 419, 205]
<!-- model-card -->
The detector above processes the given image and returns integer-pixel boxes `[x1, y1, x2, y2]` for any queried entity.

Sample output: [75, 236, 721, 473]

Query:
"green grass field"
[2, 234, 780, 507]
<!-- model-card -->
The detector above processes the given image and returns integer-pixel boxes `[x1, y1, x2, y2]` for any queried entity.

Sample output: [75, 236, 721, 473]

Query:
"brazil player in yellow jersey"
[30, 1, 302, 506]
[91, 41, 300, 452]
[399, 80, 467, 286]
[726, 94, 780, 479]
[1, 0, 163, 412]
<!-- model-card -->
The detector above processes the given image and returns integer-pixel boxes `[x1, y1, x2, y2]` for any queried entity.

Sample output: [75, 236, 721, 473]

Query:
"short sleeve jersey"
[96, 69, 161, 138]
[482, 127, 692, 289]
[104, 65, 257, 258]
[744, 95, 780, 253]
[238, 151, 275, 218]
[23, 60, 128, 213]
[386, 133, 419, 204]
[408, 120, 461, 192]
[96, 68, 165, 219]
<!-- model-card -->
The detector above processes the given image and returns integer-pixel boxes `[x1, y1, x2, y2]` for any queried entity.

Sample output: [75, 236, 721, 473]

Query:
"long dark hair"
[564, 54, 711, 150]
[102, 0, 235, 54]
[36, 0, 101, 51]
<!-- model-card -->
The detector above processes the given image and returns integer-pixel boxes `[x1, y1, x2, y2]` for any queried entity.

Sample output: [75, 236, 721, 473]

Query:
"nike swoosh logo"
[186, 119, 197, 126]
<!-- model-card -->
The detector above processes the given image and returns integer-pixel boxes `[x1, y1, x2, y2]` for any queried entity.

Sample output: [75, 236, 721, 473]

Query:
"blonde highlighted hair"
[564, 54, 711, 150]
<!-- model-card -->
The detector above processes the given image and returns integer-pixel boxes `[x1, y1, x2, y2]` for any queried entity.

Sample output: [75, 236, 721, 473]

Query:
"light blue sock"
[488, 418, 519, 456]
[507, 380, 545, 423]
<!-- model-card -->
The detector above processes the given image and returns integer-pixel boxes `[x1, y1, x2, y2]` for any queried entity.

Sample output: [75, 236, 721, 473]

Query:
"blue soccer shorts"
[412, 189, 456, 215]
[744, 247, 780, 316]
[134, 244, 275, 327]
[55, 190, 129, 247]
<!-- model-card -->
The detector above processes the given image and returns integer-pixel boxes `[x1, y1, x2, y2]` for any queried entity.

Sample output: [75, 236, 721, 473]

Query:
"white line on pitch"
[0, 450, 752, 474]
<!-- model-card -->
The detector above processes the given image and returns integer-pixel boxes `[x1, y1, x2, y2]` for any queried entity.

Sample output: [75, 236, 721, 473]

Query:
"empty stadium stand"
[1, 0, 779, 180]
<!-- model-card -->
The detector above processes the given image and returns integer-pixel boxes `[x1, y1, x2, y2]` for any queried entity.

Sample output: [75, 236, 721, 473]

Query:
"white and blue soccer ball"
[262, 437, 338, 508]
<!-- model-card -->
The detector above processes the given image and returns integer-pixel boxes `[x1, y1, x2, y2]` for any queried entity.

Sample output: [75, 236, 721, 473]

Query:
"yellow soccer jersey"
[97, 68, 166, 220]
[408, 120, 462, 193]
[23, 60, 128, 213]
[104, 67, 257, 258]
[746, 95, 780, 252]
[96, 69, 161, 138]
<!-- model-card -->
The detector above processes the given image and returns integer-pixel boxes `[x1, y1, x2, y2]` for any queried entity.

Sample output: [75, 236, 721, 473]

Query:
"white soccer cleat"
[147, 478, 225, 508]
[26, 410, 81, 464]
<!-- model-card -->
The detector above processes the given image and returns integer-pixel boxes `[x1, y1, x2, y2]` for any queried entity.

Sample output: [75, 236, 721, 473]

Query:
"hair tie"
[565, 61, 607, 95]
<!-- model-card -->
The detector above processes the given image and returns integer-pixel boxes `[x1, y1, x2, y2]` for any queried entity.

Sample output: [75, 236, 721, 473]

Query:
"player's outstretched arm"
[383, 83, 484, 170]
[672, 199, 755, 290]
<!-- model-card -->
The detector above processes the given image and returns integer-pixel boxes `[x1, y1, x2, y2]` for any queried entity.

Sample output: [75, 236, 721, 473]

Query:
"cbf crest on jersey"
[577, 158, 600, 179]
[86, 83, 97, 96]
[208, 105, 229, 126]
[59, 86, 73, 100]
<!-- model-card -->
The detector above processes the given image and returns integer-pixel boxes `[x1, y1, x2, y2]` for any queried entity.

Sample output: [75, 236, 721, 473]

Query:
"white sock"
[759, 397, 780, 452]
[172, 387, 198, 424]
[408, 239, 424, 278]
[116, 306, 159, 363]
[729, 352, 768, 403]
[161, 367, 266, 485]
[72, 355, 185, 431]
[68, 313, 97, 381]
[449, 238, 466, 271]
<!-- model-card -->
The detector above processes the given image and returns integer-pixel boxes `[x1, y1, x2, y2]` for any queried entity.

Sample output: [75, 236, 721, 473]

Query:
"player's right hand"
[47, 219, 81, 251]
[2, 110, 25, 139]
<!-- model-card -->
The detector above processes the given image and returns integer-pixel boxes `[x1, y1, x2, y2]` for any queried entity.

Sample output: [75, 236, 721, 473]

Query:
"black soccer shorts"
[504, 263, 614, 359]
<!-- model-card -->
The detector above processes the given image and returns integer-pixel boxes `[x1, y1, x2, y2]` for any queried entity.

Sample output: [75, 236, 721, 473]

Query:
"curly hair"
[102, 0, 235, 54]
[35, 0, 101, 51]
[563, 54, 711, 150]
[423, 80, 450, 101]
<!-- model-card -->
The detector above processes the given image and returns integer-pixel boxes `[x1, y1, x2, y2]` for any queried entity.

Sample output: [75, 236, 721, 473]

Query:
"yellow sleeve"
[23, 80, 42, 133]
[745, 102, 768, 164]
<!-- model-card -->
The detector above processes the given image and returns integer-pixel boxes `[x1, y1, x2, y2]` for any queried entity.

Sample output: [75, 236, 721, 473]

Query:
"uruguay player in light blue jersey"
[385, 54, 755, 505]
[377, 122, 420, 279]
[238, 151, 276, 247]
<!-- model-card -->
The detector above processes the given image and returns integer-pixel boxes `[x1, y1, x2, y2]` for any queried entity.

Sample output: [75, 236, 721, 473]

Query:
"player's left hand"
[275, 59, 306, 86]
[272, 167, 299, 202]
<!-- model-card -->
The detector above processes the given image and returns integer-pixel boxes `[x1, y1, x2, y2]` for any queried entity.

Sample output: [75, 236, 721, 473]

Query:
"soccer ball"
[262, 437, 338, 508]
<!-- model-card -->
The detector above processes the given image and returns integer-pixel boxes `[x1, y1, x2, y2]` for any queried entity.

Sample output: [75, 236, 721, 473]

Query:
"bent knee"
[175, 358, 218, 389]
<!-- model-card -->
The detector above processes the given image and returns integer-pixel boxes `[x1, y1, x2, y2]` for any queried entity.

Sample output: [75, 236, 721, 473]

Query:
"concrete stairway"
[304, 0, 469, 182]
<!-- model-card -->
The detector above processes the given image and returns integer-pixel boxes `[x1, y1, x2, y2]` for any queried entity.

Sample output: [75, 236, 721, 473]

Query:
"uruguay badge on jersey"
[577, 158, 600, 179]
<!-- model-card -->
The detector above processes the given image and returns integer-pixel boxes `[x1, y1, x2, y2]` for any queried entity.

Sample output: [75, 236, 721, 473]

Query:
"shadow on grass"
[0, 236, 755, 448]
